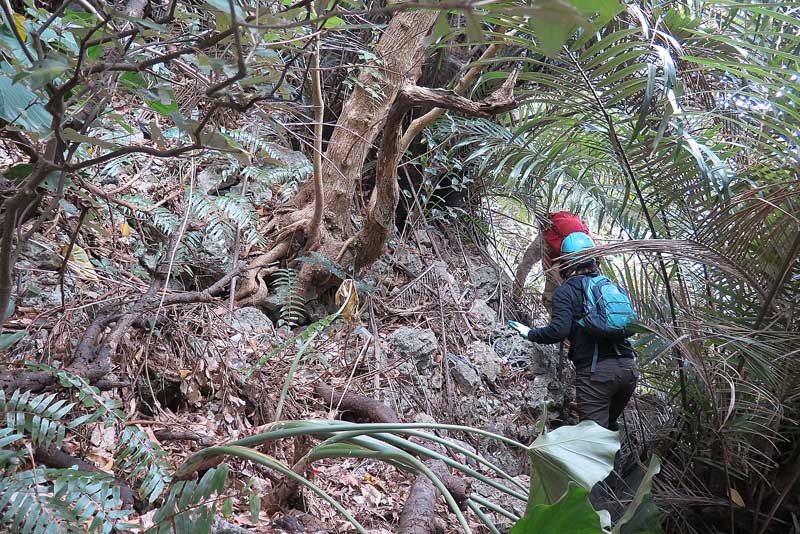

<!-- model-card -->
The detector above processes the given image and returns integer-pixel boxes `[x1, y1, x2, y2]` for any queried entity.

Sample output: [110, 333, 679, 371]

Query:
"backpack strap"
[590, 342, 599, 373]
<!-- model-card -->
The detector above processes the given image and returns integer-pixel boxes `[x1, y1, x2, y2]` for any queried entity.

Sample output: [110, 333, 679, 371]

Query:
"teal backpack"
[577, 275, 637, 371]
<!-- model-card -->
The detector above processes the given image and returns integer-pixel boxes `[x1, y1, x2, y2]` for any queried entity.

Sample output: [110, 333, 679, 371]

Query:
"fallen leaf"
[335, 279, 359, 327]
[62, 244, 98, 281]
[729, 487, 745, 507]
[360, 483, 382, 507]
[120, 222, 131, 237]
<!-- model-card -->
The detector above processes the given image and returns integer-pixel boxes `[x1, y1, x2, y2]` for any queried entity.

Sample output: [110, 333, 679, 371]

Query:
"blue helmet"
[561, 231, 595, 255]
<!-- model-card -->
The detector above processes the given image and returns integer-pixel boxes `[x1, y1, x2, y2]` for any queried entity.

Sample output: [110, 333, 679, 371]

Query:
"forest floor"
[5, 206, 591, 532]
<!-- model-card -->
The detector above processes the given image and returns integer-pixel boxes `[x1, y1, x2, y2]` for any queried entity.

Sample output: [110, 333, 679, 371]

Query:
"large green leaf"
[0, 75, 52, 136]
[511, 482, 603, 534]
[528, 420, 619, 505]
[612, 456, 663, 534]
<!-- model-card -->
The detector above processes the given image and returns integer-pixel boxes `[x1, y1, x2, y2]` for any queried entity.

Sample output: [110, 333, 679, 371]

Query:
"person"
[509, 231, 638, 431]
[512, 211, 597, 313]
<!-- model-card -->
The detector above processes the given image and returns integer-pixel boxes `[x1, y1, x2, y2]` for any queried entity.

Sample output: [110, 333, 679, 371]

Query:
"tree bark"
[354, 73, 519, 271]
[399, 28, 515, 153]
[239, 6, 439, 301]
[513, 230, 543, 300]
[298, 6, 439, 233]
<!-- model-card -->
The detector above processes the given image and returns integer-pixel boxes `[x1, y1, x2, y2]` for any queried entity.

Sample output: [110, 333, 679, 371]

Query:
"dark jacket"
[527, 273, 635, 369]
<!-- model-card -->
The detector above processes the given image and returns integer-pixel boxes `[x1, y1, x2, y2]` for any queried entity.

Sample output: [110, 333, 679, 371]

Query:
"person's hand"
[508, 320, 530, 338]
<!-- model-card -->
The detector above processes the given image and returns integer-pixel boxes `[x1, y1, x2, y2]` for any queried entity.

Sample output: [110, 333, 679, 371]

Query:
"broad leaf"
[0, 75, 52, 136]
[511, 482, 603, 534]
[528, 420, 619, 504]
[0, 331, 26, 351]
[612, 456, 663, 534]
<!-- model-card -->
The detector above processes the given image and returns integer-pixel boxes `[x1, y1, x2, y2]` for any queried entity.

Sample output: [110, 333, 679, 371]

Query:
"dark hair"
[560, 258, 598, 280]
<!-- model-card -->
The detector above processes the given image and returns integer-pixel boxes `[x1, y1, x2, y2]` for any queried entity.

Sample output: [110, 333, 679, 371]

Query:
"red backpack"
[541, 211, 592, 268]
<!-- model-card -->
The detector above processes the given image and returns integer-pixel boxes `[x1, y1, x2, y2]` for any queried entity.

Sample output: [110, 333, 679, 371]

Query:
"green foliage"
[511, 483, 602, 534]
[115, 426, 172, 504]
[0, 468, 133, 534]
[271, 267, 305, 328]
[612, 456, 664, 534]
[527, 420, 619, 505]
[174, 419, 659, 534]
[0, 389, 72, 449]
[297, 252, 376, 294]
[189, 189, 263, 248]
[0, 374, 170, 532]
[147, 465, 229, 534]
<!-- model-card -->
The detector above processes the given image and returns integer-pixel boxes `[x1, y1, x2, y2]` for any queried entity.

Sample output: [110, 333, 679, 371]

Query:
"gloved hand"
[508, 320, 531, 339]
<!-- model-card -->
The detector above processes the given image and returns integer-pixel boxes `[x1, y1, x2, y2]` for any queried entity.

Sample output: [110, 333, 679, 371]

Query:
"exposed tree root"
[1, 232, 243, 394]
[267, 381, 469, 531]
[314, 381, 400, 424]
[397, 458, 465, 534]
[233, 240, 290, 305]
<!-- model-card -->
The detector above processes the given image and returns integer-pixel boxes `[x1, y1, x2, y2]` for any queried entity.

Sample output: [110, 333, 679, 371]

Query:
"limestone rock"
[21, 239, 62, 271]
[261, 293, 284, 322]
[390, 327, 438, 372]
[466, 341, 504, 383]
[493, 332, 558, 374]
[451, 357, 480, 393]
[472, 476, 530, 532]
[472, 265, 499, 301]
[227, 307, 271, 334]
[468, 299, 497, 331]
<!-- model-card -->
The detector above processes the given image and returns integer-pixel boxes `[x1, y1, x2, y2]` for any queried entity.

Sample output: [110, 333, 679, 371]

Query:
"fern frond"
[272, 268, 305, 328]
[0, 468, 133, 534]
[214, 194, 264, 246]
[0, 390, 73, 449]
[114, 427, 171, 503]
[147, 465, 228, 534]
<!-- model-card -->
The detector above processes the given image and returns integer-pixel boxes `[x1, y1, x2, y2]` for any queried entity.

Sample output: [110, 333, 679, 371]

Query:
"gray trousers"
[575, 357, 638, 430]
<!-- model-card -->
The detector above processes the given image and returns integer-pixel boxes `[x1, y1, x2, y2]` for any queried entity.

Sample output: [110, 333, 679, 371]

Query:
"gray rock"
[468, 299, 497, 330]
[443, 437, 479, 468]
[527, 375, 551, 406]
[390, 327, 438, 372]
[261, 293, 284, 322]
[201, 231, 233, 263]
[472, 265, 499, 301]
[413, 412, 437, 425]
[415, 228, 433, 247]
[228, 306, 271, 334]
[451, 358, 480, 393]
[466, 341, 504, 383]
[197, 168, 219, 192]
[305, 299, 334, 323]
[19, 269, 74, 309]
[396, 249, 425, 274]
[493, 333, 558, 374]
[431, 260, 456, 287]
[21, 240, 62, 271]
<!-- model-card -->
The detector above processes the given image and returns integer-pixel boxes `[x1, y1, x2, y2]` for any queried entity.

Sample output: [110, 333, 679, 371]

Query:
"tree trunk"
[354, 76, 519, 270]
[513, 230, 544, 300]
[239, 7, 439, 301]
[293, 6, 439, 234]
